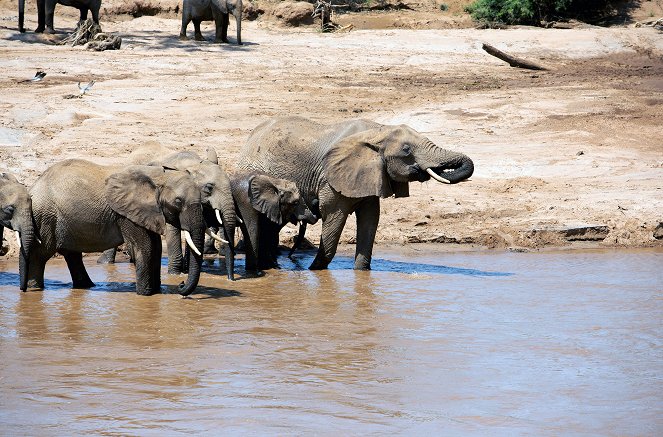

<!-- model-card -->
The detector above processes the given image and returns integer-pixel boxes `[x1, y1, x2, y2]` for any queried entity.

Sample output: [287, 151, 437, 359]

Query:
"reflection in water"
[0, 248, 661, 435]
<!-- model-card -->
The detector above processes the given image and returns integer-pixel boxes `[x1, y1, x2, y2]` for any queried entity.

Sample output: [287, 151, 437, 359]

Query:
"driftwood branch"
[481, 43, 547, 71]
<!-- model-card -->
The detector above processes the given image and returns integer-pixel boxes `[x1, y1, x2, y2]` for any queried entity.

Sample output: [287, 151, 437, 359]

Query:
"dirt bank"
[0, 4, 662, 257]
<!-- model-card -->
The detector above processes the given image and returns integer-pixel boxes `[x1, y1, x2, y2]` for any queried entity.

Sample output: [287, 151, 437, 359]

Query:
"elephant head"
[105, 166, 206, 296]
[0, 172, 35, 291]
[248, 174, 303, 226]
[323, 124, 474, 199]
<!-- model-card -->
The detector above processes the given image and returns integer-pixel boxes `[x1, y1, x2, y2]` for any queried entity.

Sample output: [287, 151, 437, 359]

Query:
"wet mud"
[0, 248, 661, 434]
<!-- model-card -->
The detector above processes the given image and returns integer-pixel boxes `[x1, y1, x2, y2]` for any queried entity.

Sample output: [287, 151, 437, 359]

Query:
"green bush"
[465, 0, 616, 25]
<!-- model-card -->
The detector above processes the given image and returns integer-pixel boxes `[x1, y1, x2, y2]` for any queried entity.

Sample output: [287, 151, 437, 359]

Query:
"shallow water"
[0, 248, 661, 435]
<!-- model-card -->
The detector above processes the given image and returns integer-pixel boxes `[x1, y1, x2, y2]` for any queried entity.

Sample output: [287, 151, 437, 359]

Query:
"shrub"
[465, 0, 617, 25]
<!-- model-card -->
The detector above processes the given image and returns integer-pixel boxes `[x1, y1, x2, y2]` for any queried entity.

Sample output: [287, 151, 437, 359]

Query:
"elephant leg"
[354, 197, 380, 270]
[60, 249, 95, 289]
[91, 6, 99, 24]
[193, 20, 205, 41]
[26, 242, 54, 290]
[119, 219, 161, 295]
[212, 10, 225, 43]
[44, 1, 55, 33]
[78, 7, 88, 24]
[220, 13, 229, 43]
[310, 207, 348, 270]
[204, 226, 219, 254]
[179, 12, 190, 39]
[97, 247, 117, 264]
[257, 219, 280, 270]
[165, 223, 184, 274]
[35, 0, 46, 32]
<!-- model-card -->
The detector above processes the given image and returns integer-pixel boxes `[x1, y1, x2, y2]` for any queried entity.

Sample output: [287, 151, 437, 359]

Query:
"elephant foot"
[19, 27, 26, 33]
[309, 258, 330, 270]
[34, 26, 45, 33]
[44, 27, 55, 34]
[194, 34, 206, 41]
[72, 278, 95, 289]
[136, 288, 158, 296]
[354, 256, 371, 271]
[179, 34, 188, 40]
[26, 279, 45, 291]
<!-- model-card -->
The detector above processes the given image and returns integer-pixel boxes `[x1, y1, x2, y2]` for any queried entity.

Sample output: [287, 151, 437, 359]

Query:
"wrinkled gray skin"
[239, 116, 475, 270]
[180, 0, 242, 44]
[231, 172, 317, 273]
[19, 0, 101, 33]
[28, 159, 206, 296]
[0, 172, 36, 291]
[99, 148, 237, 280]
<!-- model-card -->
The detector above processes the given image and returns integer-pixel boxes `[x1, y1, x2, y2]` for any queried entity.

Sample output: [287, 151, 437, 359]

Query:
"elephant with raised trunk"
[180, 0, 242, 45]
[28, 159, 206, 296]
[239, 116, 474, 270]
[231, 172, 317, 273]
[0, 172, 36, 291]
[19, 0, 101, 34]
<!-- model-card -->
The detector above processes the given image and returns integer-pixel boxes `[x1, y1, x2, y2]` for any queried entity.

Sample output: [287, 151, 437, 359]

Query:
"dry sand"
[1, 5, 662, 257]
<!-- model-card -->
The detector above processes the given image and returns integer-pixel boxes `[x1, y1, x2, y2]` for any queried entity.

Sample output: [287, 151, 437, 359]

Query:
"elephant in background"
[28, 159, 206, 296]
[239, 116, 474, 270]
[19, 0, 101, 34]
[180, 0, 242, 45]
[0, 172, 37, 291]
[231, 172, 317, 273]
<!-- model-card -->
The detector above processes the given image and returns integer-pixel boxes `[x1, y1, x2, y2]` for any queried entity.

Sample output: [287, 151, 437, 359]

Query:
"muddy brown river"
[0, 247, 661, 435]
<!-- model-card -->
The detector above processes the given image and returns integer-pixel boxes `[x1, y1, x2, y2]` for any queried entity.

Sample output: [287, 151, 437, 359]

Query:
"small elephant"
[180, 0, 243, 45]
[0, 172, 36, 291]
[19, 0, 101, 34]
[28, 159, 206, 296]
[239, 116, 474, 270]
[231, 172, 316, 273]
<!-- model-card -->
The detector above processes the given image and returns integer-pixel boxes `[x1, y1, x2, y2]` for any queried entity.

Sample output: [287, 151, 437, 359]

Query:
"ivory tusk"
[206, 228, 229, 244]
[15, 231, 21, 249]
[183, 230, 202, 256]
[237, 216, 243, 224]
[426, 168, 451, 184]
[215, 209, 223, 226]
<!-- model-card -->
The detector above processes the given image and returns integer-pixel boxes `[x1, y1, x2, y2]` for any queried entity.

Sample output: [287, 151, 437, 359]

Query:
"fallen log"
[481, 43, 547, 71]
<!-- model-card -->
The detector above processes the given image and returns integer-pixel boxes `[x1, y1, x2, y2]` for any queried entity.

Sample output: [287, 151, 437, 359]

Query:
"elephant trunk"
[417, 139, 474, 184]
[18, 223, 36, 292]
[220, 207, 236, 281]
[178, 207, 205, 296]
[18, 0, 25, 32]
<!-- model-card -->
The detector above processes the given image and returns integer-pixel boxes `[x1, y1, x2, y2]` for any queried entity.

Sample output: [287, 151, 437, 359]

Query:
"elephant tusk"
[14, 231, 21, 249]
[183, 230, 202, 256]
[215, 209, 223, 226]
[426, 168, 451, 184]
[206, 228, 229, 244]
[237, 216, 243, 224]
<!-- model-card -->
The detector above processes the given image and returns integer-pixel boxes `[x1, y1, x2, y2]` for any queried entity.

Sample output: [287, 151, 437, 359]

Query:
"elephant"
[231, 172, 317, 273]
[0, 172, 36, 291]
[27, 159, 206, 296]
[19, 0, 102, 34]
[180, 0, 242, 45]
[98, 146, 237, 279]
[238, 116, 474, 270]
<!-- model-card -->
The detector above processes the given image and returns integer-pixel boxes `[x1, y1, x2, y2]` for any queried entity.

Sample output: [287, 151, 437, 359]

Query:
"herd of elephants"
[5, 5, 475, 296]
[1, 116, 474, 296]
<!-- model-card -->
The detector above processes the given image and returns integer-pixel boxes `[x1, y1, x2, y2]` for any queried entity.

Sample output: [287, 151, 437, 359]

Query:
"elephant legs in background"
[97, 247, 117, 264]
[354, 197, 379, 270]
[61, 249, 95, 289]
[257, 218, 281, 270]
[165, 223, 185, 274]
[119, 219, 162, 295]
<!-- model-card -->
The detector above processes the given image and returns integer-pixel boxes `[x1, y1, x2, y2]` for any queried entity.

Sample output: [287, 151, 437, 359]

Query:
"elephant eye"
[174, 197, 183, 208]
[202, 183, 214, 196]
[402, 144, 412, 155]
[2, 205, 15, 216]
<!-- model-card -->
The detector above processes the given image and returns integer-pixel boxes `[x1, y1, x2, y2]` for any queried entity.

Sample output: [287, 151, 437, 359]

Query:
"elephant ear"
[206, 147, 219, 164]
[323, 128, 394, 199]
[248, 175, 281, 224]
[105, 168, 166, 234]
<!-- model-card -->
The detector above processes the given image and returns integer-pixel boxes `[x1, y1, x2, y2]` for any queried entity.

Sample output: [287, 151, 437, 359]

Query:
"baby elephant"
[231, 172, 316, 273]
[180, 0, 243, 45]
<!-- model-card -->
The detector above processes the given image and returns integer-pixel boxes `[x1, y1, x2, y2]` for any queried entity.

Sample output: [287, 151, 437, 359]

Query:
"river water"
[0, 248, 661, 435]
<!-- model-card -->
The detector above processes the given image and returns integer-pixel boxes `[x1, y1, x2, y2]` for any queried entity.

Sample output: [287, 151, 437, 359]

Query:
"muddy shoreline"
[1, 11, 662, 259]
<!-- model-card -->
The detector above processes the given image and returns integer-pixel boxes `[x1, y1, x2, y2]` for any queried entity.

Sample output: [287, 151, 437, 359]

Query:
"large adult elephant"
[180, 0, 242, 44]
[231, 172, 317, 273]
[19, 0, 101, 34]
[0, 172, 36, 291]
[28, 159, 206, 296]
[239, 116, 474, 270]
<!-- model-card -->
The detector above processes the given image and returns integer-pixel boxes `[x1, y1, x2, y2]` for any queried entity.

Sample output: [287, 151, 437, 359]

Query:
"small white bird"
[19, 71, 46, 83]
[78, 80, 95, 95]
